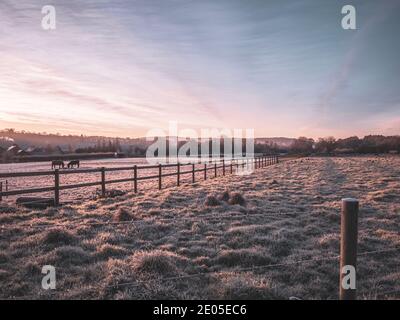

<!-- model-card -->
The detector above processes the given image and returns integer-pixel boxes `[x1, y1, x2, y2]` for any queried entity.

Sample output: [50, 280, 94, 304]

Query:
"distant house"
[6, 145, 20, 155]
[17, 149, 29, 156]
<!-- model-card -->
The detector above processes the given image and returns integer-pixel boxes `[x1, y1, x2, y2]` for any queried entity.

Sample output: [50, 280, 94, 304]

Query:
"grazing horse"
[67, 160, 80, 169]
[51, 160, 64, 169]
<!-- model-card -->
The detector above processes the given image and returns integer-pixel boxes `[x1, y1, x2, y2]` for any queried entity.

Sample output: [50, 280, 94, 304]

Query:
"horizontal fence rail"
[0, 155, 279, 206]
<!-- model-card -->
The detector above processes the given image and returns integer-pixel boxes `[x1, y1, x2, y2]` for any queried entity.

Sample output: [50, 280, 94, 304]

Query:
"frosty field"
[0, 156, 399, 299]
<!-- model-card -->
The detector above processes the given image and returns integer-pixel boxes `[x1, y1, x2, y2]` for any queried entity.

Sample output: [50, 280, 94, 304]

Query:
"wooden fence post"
[158, 164, 162, 190]
[133, 165, 138, 193]
[101, 167, 106, 197]
[204, 163, 207, 180]
[214, 162, 217, 178]
[276, 155, 279, 164]
[0, 181, 2, 202]
[54, 169, 60, 206]
[192, 163, 195, 183]
[222, 160, 225, 176]
[230, 160, 233, 174]
[177, 163, 180, 186]
[340, 198, 359, 300]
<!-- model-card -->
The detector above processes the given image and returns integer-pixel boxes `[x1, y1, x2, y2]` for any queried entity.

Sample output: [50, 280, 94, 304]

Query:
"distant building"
[6, 145, 20, 155]
[17, 149, 29, 156]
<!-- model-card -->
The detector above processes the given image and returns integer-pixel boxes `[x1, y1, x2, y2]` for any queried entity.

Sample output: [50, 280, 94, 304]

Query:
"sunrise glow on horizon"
[1, 0, 400, 139]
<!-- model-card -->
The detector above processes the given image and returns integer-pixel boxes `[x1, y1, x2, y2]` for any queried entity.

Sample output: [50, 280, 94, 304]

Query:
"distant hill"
[0, 130, 295, 151]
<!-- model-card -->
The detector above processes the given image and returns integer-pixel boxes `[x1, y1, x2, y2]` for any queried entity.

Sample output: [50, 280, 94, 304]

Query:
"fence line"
[82, 246, 400, 295]
[16, 247, 396, 293]
[102, 247, 400, 290]
[0, 155, 279, 206]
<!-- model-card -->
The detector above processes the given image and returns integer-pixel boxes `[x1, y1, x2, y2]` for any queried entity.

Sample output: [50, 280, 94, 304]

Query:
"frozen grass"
[0, 156, 399, 299]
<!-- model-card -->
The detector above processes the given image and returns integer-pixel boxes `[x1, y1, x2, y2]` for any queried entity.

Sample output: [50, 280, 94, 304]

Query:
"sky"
[0, 0, 399, 139]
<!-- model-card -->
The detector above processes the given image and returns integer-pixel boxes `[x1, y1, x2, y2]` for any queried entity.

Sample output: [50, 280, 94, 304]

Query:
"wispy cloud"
[0, 0, 399, 138]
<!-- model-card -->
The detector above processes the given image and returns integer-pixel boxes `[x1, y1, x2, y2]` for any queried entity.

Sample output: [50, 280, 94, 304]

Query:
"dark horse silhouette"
[67, 160, 80, 169]
[51, 160, 65, 169]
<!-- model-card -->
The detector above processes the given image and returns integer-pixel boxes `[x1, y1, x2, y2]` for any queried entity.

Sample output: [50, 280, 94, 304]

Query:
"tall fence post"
[214, 162, 217, 178]
[54, 169, 60, 206]
[177, 163, 180, 186]
[276, 155, 279, 164]
[192, 163, 195, 183]
[158, 164, 162, 190]
[133, 165, 138, 193]
[340, 198, 359, 300]
[204, 163, 207, 180]
[222, 160, 225, 176]
[0, 181, 2, 202]
[101, 167, 106, 197]
[230, 160, 233, 174]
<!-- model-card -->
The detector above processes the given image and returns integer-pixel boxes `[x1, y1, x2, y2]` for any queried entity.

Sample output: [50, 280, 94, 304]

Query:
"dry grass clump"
[131, 250, 186, 276]
[96, 189, 126, 199]
[41, 246, 91, 266]
[218, 190, 231, 202]
[229, 192, 246, 206]
[191, 221, 208, 233]
[269, 179, 279, 186]
[96, 244, 128, 260]
[44, 207, 59, 216]
[215, 273, 282, 299]
[269, 239, 293, 257]
[317, 233, 339, 249]
[204, 195, 221, 207]
[215, 248, 272, 267]
[113, 207, 133, 222]
[41, 229, 77, 247]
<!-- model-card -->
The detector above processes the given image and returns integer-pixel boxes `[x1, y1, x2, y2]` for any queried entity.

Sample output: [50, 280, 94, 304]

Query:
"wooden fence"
[0, 155, 279, 206]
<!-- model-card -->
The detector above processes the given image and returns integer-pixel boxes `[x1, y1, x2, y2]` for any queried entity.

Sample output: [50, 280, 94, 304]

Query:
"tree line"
[289, 135, 400, 155]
